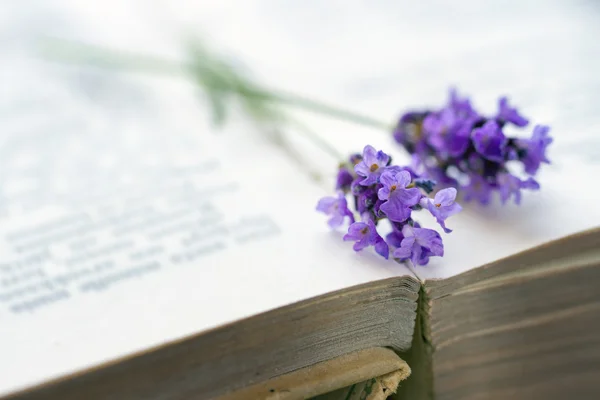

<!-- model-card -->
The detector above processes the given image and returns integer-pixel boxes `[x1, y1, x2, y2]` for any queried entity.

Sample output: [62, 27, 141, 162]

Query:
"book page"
[157, 0, 600, 280]
[0, 7, 415, 396]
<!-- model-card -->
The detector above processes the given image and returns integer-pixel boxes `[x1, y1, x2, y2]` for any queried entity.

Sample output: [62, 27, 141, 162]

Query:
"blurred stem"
[39, 39, 393, 132]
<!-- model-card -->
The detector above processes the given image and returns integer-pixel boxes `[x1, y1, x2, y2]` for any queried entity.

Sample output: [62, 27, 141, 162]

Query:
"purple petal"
[393, 236, 415, 260]
[522, 177, 540, 190]
[386, 231, 404, 248]
[518, 125, 553, 175]
[377, 186, 391, 201]
[425, 200, 461, 233]
[396, 170, 412, 189]
[401, 224, 416, 238]
[410, 244, 424, 266]
[380, 200, 412, 223]
[433, 188, 457, 206]
[352, 240, 370, 252]
[374, 238, 389, 259]
[463, 175, 493, 205]
[335, 168, 354, 190]
[379, 170, 396, 188]
[359, 174, 379, 186]
[415, 250, 432, 266]
[343, 222, 371, 252]
[497, 97, 529, 127]
[344, 209, 356, 225]
[361, 145, 378, 166]
[441, 202, 462, 219]
[392, 187, 422, 207]
[316, 196, 336, 213]
[414, 228, 444, 256]
[327, 214, 344, 228]
[376, 150, 391, 166]
[354, 162, 371, 178]
[471, 120, 506, 162]
[448, 88, 476, 116]
[447, 127, 471, 157]
[343, 222, 368, 241]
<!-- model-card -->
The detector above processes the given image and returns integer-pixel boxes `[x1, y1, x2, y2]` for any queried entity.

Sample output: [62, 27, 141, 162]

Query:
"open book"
[2, 2, 600, 400]
[2, 52, 600, 400]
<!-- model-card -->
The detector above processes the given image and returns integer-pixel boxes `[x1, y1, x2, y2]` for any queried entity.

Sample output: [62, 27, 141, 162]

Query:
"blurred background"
[3, 0, 600, 158]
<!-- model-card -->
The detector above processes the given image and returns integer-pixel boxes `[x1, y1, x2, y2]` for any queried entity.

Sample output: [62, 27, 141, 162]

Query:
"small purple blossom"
[354, 145, 390, 185]
[421, 188, 462, 233]
[343, 219, 389, 259]
[318, 145, 461, 266]
[448, 88, 477, 118]
[393, 90, 550, 205]
[393, 112, 428, 154]
[378, 170, 422, 222]
[335, 166, 354, 190]
[471, 120, 506, 162]
[316, 192, 355, 228]
[423, 108, 471, 157]
[496, 97, 529, 127]
[386, 229, 404, 248]
[497, 173, 540, 204]
[356, 186, 378, 215]
[463, 175, 493, 205]
[516, 125, 553, 175]
[422, 109, 454, 139]
[393, 224, 444, 266]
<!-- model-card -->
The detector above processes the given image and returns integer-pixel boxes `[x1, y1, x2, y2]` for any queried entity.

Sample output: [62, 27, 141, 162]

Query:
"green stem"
[39, 38, 393, 132]
[271, 91, 392, 131]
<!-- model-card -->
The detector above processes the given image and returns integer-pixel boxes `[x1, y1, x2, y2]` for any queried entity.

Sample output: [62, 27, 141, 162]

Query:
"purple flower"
[422, 109, 453, 138]
[471, 120, 507, 162]
[497, 173, 540, 204]
[351, 177, 367, 196]
[466, 153, 485, 173]
[385, 221, 407, 248]
[423, 108, 471, 157]
[386, 231, 404, 248]
[448, 88, 477, 118]
[463, 174, 493, 205]
[393, 224, 444, 266]
[516, 125, 553, 175]
[335, 166, 354, 191]
[393, 111, 427, 147]
[421, 188, 462, 233]
[354, 145, 390, 185]
[356, 186, 379, 215]
[343, 219, 389, 259]
[496, 97, 529, 127]
[316, 192, 355, 228]
[390, 90, 552, 207]
[377, 170, 422, 223]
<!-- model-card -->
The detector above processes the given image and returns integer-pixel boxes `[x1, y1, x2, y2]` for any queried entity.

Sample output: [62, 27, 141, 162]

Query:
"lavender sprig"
[393, 89, 553, 205]
[317, 145, 461, 266]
